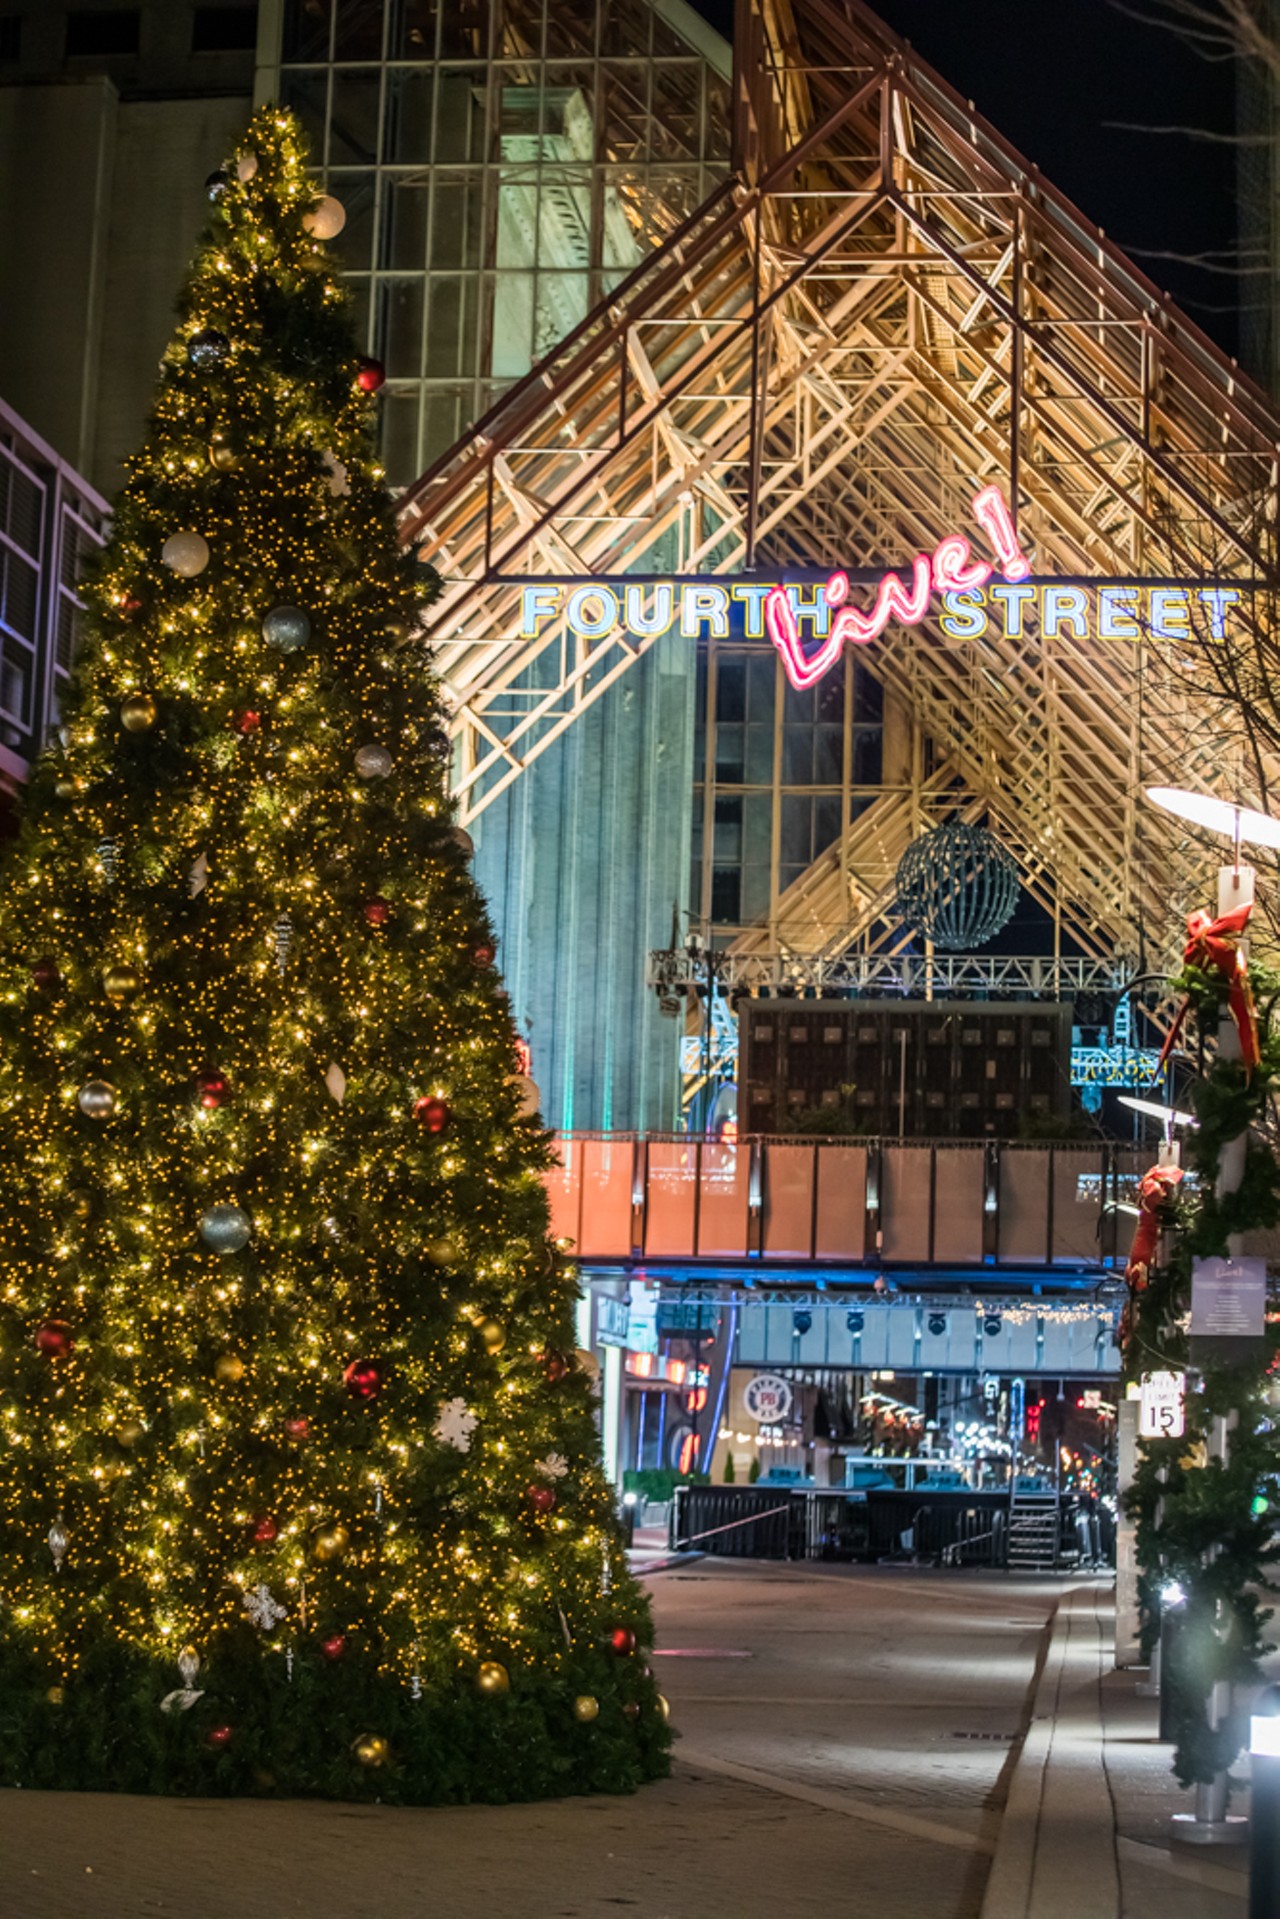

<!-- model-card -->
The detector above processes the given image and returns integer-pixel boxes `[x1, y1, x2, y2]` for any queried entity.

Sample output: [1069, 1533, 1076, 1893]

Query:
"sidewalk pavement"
[981, 1582, 1248, 1919]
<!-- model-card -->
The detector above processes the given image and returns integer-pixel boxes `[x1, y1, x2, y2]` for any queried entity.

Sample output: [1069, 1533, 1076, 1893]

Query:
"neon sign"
[764, 487, 1029, 689]
[516, 488, 1249, 691]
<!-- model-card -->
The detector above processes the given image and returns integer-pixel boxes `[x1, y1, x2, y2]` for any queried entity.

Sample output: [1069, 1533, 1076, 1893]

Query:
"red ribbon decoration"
[1156, 899, 1260, 1081]
[1120, 1162, 1185, 1347]
[1125, 1163, 1185, 1291]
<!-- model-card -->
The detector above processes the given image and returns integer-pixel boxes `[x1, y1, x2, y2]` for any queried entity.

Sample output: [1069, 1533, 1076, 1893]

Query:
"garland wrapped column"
[1123, 870, 1280, 1798]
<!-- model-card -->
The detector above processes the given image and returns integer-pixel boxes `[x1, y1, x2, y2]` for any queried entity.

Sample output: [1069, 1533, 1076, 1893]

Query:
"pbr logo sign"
[743, 1373, 794, 1424]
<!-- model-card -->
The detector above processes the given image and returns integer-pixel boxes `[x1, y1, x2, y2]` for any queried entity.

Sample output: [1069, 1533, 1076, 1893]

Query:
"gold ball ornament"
[208, 432, 240, 472]
[312, 1523, 350, 1563]
[478, 1318, 506, 1353]
[115, 1418, 144, 1448]
[656, 1694, 671, 1722]
[573, 1695, 600, 1723]
[120, 693, 158, 733]
[304, 194, 347, 239]
[352, 1733, 389, 1768]
[383, 615, 412, 644]
[103, 964, 142, 1005]
[476, 1661, 510, 1695]
[425, 1238, 459, 1267]
[54, 777, 80, 800]
[46, 1685, 65, 1706]
[214, 1352, 245, 1384]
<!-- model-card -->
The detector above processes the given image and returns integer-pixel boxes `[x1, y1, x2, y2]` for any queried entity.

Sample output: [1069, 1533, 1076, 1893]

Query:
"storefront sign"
[1138, 1370, 1186, 1439]
[517, 487, 1249, 691]
[743, 1372, 795, 1424]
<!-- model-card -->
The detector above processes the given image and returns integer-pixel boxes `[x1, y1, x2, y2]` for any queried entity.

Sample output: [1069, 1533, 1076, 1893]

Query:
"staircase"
[1007, 1487, 1061, 1573]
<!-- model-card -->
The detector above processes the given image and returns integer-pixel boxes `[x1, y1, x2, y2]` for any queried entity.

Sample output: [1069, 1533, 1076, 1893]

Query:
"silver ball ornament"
[199, 1203, 252, 1255]
[187, 328, 230, 369]
[77, 1080, 117, 1121]
[262, 605, 311, 653]
[354, 745, 393, 780]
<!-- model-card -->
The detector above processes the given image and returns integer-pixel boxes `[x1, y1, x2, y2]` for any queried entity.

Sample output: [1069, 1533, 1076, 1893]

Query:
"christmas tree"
[0, 108, 667, 1804]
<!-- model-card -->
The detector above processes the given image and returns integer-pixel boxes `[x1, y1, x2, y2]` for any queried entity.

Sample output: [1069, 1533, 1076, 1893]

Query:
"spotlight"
[792, 1309, 813, 1336]
[982, 1315, 1002, 1338]
[846, 1311, 865, 1335]
[927, 1313, 947, 1337]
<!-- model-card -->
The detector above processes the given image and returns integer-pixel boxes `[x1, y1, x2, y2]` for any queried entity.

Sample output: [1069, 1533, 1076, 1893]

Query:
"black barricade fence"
[666, 1484, 1113, 1569]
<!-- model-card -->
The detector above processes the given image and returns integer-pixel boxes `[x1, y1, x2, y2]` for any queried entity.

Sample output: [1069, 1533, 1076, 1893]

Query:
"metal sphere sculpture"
[895, 821, 1019, 950]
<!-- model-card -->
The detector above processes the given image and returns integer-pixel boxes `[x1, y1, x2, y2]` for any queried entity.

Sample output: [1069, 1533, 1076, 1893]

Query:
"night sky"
[692, 0, 1243, 361]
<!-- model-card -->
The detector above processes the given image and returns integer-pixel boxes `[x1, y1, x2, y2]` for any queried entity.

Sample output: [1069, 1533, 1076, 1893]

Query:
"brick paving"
[0, 1563, 1064, 1919]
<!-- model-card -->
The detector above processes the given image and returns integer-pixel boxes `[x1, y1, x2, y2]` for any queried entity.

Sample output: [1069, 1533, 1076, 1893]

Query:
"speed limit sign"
[1139, 1370, 1186, 1440]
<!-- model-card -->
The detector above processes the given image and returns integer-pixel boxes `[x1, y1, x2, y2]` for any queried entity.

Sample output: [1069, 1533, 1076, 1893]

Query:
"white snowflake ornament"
[241, 1583, 287, 1632]
[433, 1398, 478, 1453]
[536, 1453, 569, 1481]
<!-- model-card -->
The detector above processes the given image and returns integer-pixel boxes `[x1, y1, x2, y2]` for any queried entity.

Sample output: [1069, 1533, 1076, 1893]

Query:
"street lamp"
[1117, 1094, 1198, 1133]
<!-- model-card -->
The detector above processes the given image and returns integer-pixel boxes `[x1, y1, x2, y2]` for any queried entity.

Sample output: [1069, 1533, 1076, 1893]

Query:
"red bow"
[1156, 899, 1259, 1080]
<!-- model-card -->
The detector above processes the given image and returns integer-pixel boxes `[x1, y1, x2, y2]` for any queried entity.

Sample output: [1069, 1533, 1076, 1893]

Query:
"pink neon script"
[764, 487, 1030, 689]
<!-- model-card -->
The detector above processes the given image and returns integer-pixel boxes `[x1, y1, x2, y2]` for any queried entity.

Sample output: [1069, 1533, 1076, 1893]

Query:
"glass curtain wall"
[273, 0, 732, 483]
[266, 0, 732, 1132]
[692, 640, 885, 944]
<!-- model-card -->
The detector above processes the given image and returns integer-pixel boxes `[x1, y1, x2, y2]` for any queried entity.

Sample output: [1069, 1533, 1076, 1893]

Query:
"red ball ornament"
[196, 1069, 230, 1111]
[117, 593, 143, 622]
[413, 1096, 450, 1134]
[283, 1415, 310, 1442]
[344, 1357, 383, 1401]
[252, 1513, 278, 1544]
[320, 1633, 347, 1661]
[35, 1319, 74, 1358]
[355, 356, 386, 393]
[362, 895, 390, 927]
[540, 1348, 570, 1384]
[622, 1700, 641, 1721]
[472, 941, 495, 968]
[609, 1626, 637, 1657]
[206, 1724, 233, 1749]
[235, 710, 261, 736]
[527, 1483, 556, 1515]
[31, 958, 61, 991]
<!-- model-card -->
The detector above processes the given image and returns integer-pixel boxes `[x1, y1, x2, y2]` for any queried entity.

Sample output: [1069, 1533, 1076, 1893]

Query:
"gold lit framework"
[399, 0, 1280, 968]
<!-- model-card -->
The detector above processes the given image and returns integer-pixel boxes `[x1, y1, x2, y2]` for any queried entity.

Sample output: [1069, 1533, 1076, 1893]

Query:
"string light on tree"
[0, 106, 666, 1809]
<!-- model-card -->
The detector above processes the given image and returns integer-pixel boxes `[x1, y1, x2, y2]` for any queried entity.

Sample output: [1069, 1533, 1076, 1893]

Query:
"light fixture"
[1146, 787, 1280, 853]
[1117, 1094, 1198, 1130]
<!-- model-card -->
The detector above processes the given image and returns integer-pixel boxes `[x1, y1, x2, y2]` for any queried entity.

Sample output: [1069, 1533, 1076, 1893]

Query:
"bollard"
[1250, 1686, 1280, 1917]
[621, 1489, 637, 1548]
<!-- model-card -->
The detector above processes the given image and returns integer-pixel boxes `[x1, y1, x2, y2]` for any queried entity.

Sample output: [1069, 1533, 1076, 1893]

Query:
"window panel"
[334, 0, 385, 60]
[422, 387, 470, 463]
[379, 388, 422, 489]
[430, 172, 485, 270]
[388, 0, 438, 59]
[435, 68, 485, 162]
[330, 67, 382, 164]
[426, 277, 478, 379]
[380, 178, 428, 269]
[383, 69, 435, 162]
[330, 171, 377, 268]
[377, 279, 425, 378]
[283, 0, 332, 60]
[280, 70, 329, 158]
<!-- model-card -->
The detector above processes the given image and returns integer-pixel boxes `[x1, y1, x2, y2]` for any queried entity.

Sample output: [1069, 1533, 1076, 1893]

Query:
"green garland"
[1124, 958, 1280, 1786]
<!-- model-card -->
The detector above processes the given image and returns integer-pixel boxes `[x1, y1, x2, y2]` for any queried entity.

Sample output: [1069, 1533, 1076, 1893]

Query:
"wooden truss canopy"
[398, 0, 1280, 966]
